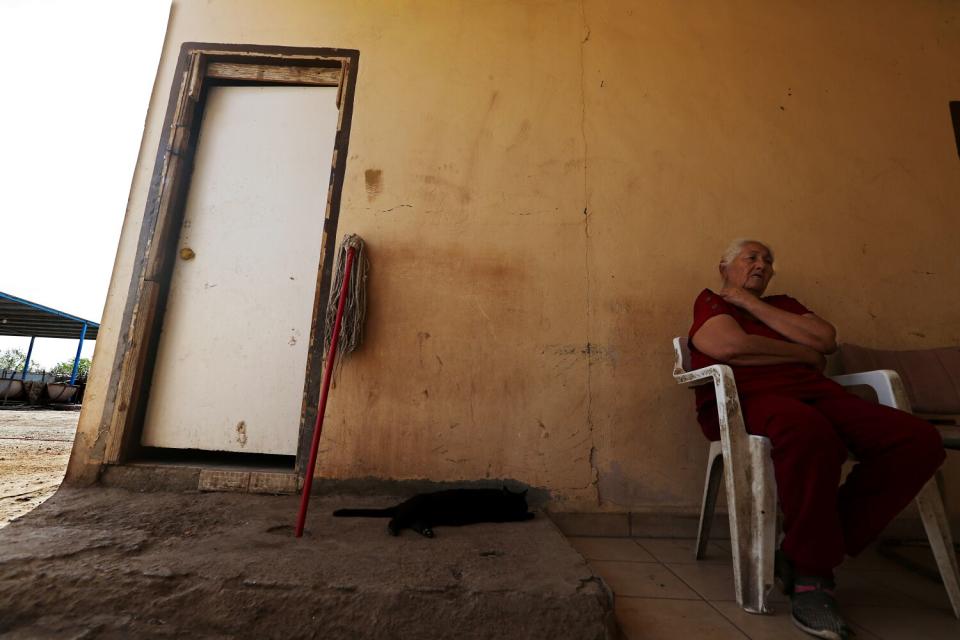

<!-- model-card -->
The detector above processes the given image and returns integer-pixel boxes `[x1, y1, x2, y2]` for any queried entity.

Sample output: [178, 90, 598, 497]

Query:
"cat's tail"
[332, 508, 395, 518]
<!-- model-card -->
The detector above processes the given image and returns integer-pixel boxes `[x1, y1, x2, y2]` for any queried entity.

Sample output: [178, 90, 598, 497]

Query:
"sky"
[0, 0, 170, 370]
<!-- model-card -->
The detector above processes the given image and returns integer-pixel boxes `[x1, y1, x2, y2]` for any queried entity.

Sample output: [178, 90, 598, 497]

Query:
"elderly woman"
[689, 239, 945, 640]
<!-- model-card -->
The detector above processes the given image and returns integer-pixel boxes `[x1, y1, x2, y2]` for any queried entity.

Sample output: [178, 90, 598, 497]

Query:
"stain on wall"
[71, 0, 960, 518]
[235, 421, 248, 448]
[364, 168, 382, 201]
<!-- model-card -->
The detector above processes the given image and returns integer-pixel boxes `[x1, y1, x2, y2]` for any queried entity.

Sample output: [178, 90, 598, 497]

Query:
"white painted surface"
[141, 86, 339, 455]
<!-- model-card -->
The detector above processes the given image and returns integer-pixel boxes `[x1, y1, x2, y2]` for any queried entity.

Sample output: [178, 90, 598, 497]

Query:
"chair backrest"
[839, 343, 960, 415]
[672, 337, 692, 375]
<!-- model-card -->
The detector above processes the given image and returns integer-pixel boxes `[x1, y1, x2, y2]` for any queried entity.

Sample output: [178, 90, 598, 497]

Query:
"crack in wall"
[578, 0, 600, 505]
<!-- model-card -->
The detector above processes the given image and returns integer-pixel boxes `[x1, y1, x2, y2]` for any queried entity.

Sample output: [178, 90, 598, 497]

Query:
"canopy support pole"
[69, 323, 88, 385]
[21, 336, 35, 381]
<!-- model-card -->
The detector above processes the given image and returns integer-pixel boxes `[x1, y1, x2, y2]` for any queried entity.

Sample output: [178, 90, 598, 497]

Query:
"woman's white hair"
[719, 238, 775, 267]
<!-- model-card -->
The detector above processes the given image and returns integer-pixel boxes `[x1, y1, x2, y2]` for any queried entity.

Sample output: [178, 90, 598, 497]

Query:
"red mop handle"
[295, 245, 356, 537]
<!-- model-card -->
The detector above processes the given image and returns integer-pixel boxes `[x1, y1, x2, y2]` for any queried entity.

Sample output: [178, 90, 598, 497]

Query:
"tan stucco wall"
[69, 0, 960, 514]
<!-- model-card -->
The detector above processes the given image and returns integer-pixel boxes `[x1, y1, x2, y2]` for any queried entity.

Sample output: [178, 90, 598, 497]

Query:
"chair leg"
[696, 441, 724, 560]
[915, 473, 960, 618]
[725, 436, 776, 614]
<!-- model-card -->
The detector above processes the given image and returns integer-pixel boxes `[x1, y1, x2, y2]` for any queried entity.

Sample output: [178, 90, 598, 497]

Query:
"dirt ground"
[0, 409, 77, 527]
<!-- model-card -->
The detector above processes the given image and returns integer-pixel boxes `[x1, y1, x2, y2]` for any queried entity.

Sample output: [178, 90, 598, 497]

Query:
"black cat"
[332, 487, 535, 537]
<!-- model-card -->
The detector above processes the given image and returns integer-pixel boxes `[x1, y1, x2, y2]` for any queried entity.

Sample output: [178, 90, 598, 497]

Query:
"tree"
[52, 357, 92, 378]
[0, 348, 42, 375]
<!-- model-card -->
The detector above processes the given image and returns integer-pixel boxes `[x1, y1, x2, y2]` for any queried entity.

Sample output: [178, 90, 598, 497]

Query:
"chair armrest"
[830, 369, 913, 412]
[674, 363, 730, 388]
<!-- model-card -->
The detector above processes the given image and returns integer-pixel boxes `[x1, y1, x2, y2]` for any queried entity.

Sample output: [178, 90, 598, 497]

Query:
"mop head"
[323, 234, 368, 369]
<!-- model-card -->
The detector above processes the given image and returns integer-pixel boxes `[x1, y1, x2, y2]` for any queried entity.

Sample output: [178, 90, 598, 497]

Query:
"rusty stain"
[235, 421, 248, 447]
[417, 331, 431, 367]
[547, 345, 578, 356]
[364, 169, 382, 201]
[421, 174, 472, 205]
[538, 419, 549, 439]
[179, 247, 196, 261]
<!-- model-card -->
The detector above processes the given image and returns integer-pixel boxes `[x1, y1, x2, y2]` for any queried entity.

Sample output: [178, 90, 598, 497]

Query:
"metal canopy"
[0, 292, 100, 340]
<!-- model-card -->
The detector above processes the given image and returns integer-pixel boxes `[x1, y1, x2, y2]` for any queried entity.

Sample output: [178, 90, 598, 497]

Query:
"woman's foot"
[790, 577, 854, 640]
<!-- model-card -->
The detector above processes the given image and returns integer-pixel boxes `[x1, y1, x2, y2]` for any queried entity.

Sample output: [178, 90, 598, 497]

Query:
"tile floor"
[567, 536, 960, 640]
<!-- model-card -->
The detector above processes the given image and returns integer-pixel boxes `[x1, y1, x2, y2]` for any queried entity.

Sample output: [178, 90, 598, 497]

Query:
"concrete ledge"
[546, 512, 632, 538]
[0, 487, 616, 639]
[100, 463, 202, 492]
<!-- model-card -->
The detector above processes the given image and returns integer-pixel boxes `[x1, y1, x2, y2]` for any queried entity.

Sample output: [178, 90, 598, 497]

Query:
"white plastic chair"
[672, 337, 960, 617]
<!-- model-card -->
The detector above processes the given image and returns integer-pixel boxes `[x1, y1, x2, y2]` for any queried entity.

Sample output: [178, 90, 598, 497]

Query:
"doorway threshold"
[100, 449, 299, 495]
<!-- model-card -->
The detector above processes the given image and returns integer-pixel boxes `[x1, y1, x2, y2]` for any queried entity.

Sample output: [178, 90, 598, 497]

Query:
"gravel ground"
[0, 409, 78, 527]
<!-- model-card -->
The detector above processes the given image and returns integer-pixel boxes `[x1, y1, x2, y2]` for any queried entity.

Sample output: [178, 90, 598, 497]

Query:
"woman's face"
[721, 242, 774, 295]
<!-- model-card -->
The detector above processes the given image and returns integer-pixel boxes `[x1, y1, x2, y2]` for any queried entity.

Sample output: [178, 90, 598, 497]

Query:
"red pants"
[698, 380, 945, 577]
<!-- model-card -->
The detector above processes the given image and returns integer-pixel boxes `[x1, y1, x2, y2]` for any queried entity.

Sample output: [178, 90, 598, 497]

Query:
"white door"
[141, 85, 339, 455]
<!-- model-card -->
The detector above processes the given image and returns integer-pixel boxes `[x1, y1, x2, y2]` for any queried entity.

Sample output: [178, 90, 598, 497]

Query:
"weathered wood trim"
[105, 281, 160, 463]
[101, 43, 360, 478]
[296, 53, 360, 477]
[206, 62, 341, 86]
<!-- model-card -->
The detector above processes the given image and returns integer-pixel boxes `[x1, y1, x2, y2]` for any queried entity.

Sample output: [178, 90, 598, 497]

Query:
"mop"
[295, 234, 368, 537]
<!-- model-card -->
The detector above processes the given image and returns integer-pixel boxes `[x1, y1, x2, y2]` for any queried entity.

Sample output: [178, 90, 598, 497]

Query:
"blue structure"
[0, 292, 99, 388]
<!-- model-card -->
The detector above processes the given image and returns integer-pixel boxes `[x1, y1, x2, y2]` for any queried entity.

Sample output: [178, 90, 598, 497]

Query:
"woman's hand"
[717, 286, 757, 311]
[806, 347, 828, 372]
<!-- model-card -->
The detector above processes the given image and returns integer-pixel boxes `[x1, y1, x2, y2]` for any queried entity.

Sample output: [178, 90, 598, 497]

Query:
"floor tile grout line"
[634, 538, 732, 565]
[658, 561, 710, 603]
[585, 558, 661, 564]
[658, 561, 752, 639]
[633, 539, 688, 567]
[699, 597, 755, 640]
[612, 594, 720, 602]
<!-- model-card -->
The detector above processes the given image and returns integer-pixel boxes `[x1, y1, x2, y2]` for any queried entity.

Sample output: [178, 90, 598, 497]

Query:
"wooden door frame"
[100, 43, 360, 483]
